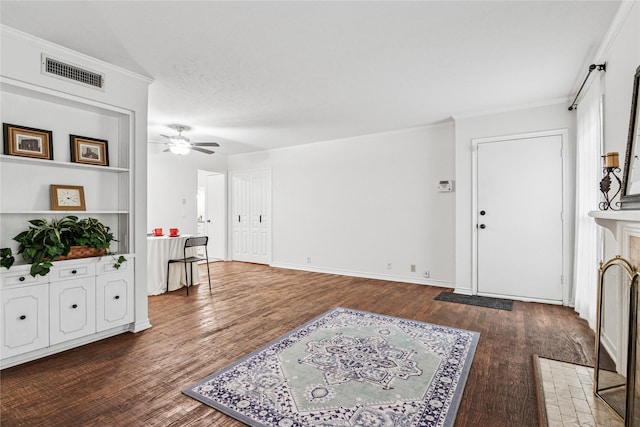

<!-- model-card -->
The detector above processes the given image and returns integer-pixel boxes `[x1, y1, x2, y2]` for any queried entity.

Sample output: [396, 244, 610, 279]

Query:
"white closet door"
[250, 170, 271, 264]
[231, 170, 271, 264]
[232, 172, 250, 261]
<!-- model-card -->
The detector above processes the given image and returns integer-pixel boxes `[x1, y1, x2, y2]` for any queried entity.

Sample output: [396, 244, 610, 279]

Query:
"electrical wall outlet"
[386, 263, 392, 270]
[436, 180, 454, 192]
[306, 257, 311, 263]
[410, 264, 416, 272]
[424, 270, 430, 278]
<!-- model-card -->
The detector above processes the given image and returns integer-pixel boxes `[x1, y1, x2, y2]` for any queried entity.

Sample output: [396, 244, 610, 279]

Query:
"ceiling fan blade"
[192, 142, 220, 147]
[192, 147, 215, 154]
[163, 148, 171, 152]
[148, 141, 166, 144]
[160, 134, 173, 140]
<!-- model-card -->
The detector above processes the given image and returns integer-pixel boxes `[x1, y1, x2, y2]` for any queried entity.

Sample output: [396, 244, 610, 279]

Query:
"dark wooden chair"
[166, 236, 211, 295]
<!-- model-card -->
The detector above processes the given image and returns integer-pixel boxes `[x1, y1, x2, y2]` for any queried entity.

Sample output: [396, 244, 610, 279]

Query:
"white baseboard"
[270, 262, 454, 288]
[131, 319, 153, 333]
[477, 291, 563, 305]
[1, 325, 132, 370]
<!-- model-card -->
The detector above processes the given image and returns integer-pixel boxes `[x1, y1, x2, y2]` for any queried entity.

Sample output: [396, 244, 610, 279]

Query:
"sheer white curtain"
[573, 76, 602, 330]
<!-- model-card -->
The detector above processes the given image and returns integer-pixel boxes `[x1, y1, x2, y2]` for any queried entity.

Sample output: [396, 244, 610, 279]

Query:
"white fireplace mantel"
[589, 210, 640, 241]
[589, 210, 640, 379]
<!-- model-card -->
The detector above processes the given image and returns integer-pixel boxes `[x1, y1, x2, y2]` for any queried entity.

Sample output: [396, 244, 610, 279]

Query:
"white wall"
[600, 1, 640, 260]
[149, 1, 638, 298]
[147, 146, 227, 236]
[453, 103, 576, 296]
[452, 0, 638, 303]
[228, 123, 456, 286]
[592, 1, 640, 369]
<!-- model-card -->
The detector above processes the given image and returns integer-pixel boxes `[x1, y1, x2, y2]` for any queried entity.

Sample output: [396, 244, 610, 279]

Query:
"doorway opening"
[196, 170, 226, 261]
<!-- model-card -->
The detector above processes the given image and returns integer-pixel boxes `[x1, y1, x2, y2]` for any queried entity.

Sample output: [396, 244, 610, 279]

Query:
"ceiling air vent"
[41, 54, 105, 90]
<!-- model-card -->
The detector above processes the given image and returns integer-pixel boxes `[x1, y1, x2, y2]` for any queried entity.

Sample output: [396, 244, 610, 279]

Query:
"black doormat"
[435, 291, 513, 311]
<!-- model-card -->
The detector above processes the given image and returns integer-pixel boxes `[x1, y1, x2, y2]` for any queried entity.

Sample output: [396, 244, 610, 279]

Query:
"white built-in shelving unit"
[0, 25, 152, 368]
[0, 77, 134, 255]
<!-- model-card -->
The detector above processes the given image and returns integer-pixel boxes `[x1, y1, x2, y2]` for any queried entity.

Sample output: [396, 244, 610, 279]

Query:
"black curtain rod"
[568, 63, 607, 111]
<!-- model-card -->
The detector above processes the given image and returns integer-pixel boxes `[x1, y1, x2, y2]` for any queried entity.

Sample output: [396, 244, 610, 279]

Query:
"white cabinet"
[0, 26, 151, 368]
[96, 259, 134, 332]
[0, 281, 49, 359]
[0, 257, 134, 368]
[49, 276, 96, 346]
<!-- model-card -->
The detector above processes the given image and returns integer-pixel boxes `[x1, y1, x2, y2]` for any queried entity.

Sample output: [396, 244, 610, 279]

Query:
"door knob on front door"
[480, 210, 486, 216]
[479, 224, 486, 229]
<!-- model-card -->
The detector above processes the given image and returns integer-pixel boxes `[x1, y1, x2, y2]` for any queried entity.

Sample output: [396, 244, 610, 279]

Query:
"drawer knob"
[71, 304, 78, 309]
[71, 270, 77, 274]
[19, 315, 26, 320]
[114, 295, 120, 300]
[19, 276, 25, 282]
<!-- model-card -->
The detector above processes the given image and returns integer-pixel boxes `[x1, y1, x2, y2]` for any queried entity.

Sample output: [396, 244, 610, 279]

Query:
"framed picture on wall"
[2, 123, 53, 160]
[70, 134, 109, 166]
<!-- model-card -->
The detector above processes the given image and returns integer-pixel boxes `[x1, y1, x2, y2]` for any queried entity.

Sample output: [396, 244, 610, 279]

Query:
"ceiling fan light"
[169, 145, 190, 155]
[170, 135, 189, 144]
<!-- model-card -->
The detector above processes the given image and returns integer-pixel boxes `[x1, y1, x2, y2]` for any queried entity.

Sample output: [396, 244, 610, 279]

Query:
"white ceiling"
[0, 1, 621, 155]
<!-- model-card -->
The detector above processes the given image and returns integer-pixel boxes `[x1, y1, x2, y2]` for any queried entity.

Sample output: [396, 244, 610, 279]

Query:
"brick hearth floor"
[536, 356, 623, 427]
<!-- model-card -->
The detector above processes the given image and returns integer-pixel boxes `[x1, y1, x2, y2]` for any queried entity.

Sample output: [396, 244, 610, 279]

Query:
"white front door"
[476, 133, 564, 302]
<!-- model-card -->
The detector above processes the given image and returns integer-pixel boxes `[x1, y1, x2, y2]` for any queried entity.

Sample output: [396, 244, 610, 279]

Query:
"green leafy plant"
[71, 217, 125, 269]
[5, 215, 124, 277]
[1, 247, 15, 269]
[113, 255, 127, 270]
[72, 217, 115, 250]
[14, 216, 78, 277]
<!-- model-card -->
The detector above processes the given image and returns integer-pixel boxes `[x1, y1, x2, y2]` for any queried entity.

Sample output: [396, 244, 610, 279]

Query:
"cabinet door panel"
[50, 278, 96, 345]
[1, 285, 49, 358]
[96, 273, 134, 332]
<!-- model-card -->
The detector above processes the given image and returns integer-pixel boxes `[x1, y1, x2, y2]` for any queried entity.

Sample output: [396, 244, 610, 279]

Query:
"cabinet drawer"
[50, 262, 96, 282]
[97, 257, 130, 275]
[1, 270, 45, 288]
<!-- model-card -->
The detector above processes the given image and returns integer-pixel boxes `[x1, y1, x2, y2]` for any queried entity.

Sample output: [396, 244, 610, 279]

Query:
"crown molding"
[568, 1, 637, 97]
[450, 97, 569, 121]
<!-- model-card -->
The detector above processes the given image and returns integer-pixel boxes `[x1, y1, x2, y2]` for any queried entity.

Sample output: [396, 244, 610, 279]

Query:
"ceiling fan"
[153, 124, 219, 155]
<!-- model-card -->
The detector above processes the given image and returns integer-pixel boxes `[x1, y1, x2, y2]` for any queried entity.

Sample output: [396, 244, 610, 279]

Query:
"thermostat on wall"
[437, 180, 454, 192]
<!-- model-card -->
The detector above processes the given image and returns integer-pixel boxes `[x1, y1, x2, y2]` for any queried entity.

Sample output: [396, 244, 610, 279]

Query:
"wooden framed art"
[50, 184, 86, 211]
[70, 134, 109, 166]
[3, 123, 53, 160]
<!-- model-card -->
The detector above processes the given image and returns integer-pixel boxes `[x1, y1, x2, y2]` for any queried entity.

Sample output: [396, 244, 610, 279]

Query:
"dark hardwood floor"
[1, 261, 595, 426]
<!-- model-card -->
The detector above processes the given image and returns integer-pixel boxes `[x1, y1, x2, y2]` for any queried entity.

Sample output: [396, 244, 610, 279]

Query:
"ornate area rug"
[183, 307, 480, 427]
